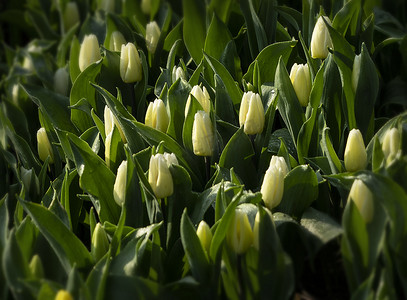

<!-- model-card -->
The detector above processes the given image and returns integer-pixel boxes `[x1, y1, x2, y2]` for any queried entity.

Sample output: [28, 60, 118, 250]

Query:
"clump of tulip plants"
[0, 0, 407, 299]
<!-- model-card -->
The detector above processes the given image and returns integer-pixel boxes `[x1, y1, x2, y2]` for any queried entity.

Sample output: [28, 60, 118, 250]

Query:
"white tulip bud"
[382, 127, 400, 163]
[105, 131, 112, 168]
[91, 223, 110, 261]
[227, 210, 254, 254]
[79, 34, 102, 72]
[348, 179, 374, 223]
[113, 160, 127, 206]
[141, 0, 151, 15]
[145, 99, 169, 133]
[145, 21, 160, 54]
[344, 129, 367, 172]
[260, 157, 286, 210]
[163, 152, 179, 167]
[196, 220, 212, 253]
[310, 16, 333, 59]
[148, 153, 174, 198]
[290, 63, 311, 107]
[104, 106, 126, 142]
[63, 2, 80, 32]
[185, 85, 211, 116]
[120, 43, 142, 83]
[239, 91, 265, 135]
[54, 67, 69, 95]
[37, 128, 54, 163]
[351, 53, 362, 93]
[108, 31, 126, 52]
[172, 66, 186, 83]
[192, 110, 214, 157]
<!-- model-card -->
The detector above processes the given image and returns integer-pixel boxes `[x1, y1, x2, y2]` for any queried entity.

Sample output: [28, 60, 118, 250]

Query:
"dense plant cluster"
[0, 0, 407, 299]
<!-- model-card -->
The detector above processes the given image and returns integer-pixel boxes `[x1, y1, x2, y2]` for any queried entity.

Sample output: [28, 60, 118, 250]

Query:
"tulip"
[310, 16, 333, 59]
[113, 160, 127, 206]
[29, 254, 44, 278]
[145, 99, 170, 133]
[192, 110, 214, 157]
[269, 155, 289, 177]
[348, 179, 374, 223]
[239, 91, 265, 135]
[54, 67, 69, 96]
[108, 31, 126, 52]
[382, 127, 400, 163]
[37, 128, 54, 163]
[351, 53, 362, 92]
[120, 43, 142, 83]
[55, 290, 73, 300]
[344, 129, 367, 172]
[185, 85, 211, 116]
[91, 223, 110, 261]
[196, 220, 212, 253]
[227, 209, 253, 254]
[141, 0, 151, 15]
[146, 21, 161, 54]
[148, 153, 174, 198]
[63, 2, 80, 32]
[105, 131, 112, 167]
[79, 34, 102, 72]
[290, 63, 311, 107]
[260, 158, 286, 210]
[104, 106, 126, 142]
[172, 66, 186, 83]
[163, 152, 179, 167]
[23, 44, 41, 72]
[11, 84, 20, 105]
[99, 0, 115, 12]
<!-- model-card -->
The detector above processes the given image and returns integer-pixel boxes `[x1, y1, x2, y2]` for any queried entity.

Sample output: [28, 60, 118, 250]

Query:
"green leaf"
[208, 0, 233, 23]
[204, 14, 232, 60]
[276, 165, 318, 219]
[68, 36, 81, 84]
[320, 126, 343, 174]
[244, 40, 297, 85]
[219, 128, 257, 189]
[214, 74, 237, 124]
[180, 209, 210, 283]
[182, 95, 203, 152]
[20, 200, 93, 272]
[275, 57, 305, 146]
[183, 0, 206, 64]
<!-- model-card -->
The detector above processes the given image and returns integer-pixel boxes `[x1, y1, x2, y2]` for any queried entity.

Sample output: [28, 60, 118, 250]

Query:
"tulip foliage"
[0, 0, 407, 299]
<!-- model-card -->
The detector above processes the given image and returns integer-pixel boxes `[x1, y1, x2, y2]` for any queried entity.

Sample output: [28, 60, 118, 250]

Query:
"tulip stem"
[237, 254, 246, 300]
[130, 83, 136, 116]
[204, 156, 211, 182]
[160, 197, 167, 249]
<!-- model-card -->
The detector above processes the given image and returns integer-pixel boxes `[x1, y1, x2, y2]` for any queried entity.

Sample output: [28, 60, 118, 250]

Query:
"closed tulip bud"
[172, 66, 186, 83]
[163, 152, 179, 167]
[239, 91, 265, 135]
[382, 127, 400, 163]
[196, 220, 212, 253]
[344, 129, 367, 172]
[63, 2, 80, 32]
[79, 34, 102, 72]
[29, 254, 44, 278]
[192, 110, 214, 157]
[146, 21, 161, 54]
[351, 53, 362, 92]
[227, 210, 253, 254]
[105, 131, 112, 167]
[37, 128, 54, 163]
[269, 155, 289, 177]
[290, 63, 311, 107]
[54, 67, 69, 95]
[253, 212, 260, 250]
[141, 0, 151, 15]
[113, 160, 127, 206]
[348, 179, 374, 223]
[91, 223, 110, 261]
[148, 153, 174, 198]
[261, 163, 286, 210]
[185, 85, 211, 116]
[108, 31, 126, 52]
[145, 99, 169, 132]
[104, 106, 126, 142]
[11, 84, 20, 105]
[310, 16, 333, 59]
[55, 290, 73, 300]
[120, 43, 142, 83]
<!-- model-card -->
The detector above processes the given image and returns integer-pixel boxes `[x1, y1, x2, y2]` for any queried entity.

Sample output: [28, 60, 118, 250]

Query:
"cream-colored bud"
[79, 34, 102, 72]
[104, 106, 126, 142]
[108, 31, 126, 52]
[185, 85, 211, 116]
[269, 155, 289, 177]
[11, 84, 20, 105]
[63, 2, 80, 32]
[55, 290, 73, 300]
[120, 43, 142, 83]
[37, 128, 54, 163]
[196, 220, 212, 253]
[141, 0, 151, 15]
[172, 66, 186, 83]
[348, 179, 374, 223]
[253, 212, 260, 250]
[227, 210, 253, 254]
[148, 153, 174, 198]
[192, 110, 214, 157]
[310, 16, 333, 59]
[239, 91, 265, 135]
[54, 67, 69, 95]
[145, 99, 169, 133]
[91, 223, 110, 261]
[163, 152, 179, 167]
[29, 254, 44, 278]
[382, 127, 400, 163]
[145, 21, 161, 54]
[344, 129, 367, 172]
[351, 54, 362, 92]
[113, 160, 127, 206]
[261, 165, 285, 210]
[290, 63, 311, 106]
[105, 131, 112, 168]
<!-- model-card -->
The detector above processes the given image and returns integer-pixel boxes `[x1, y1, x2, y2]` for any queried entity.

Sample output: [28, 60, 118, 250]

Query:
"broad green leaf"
[208, 0, 233, 23]
[69, 36, 81, 84]
[332, 0, 361, 36]
[183, 0, 206, 64]
[258, 0, 278, 44]
[180, 209, 210, 283]
[204, 14, 232, 60]
[104, 274, 162, 299]
[20, 200, 93, 272]
[276, 165, 318, 219]
[214, 74, 237, 125]
[320, 126, 343, 174]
